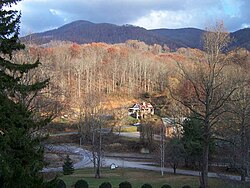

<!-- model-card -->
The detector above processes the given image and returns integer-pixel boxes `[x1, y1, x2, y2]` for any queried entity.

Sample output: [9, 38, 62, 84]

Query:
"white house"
[128, 102, 154, 119]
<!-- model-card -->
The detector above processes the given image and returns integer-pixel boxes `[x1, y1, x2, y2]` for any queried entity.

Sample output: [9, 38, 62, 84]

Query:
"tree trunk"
[95, 124, 102, 179]
[240, 169, 246, 182]
[78, 71, 81, 98]
[95, 166, 101, 179]
[240, 119, 246, 181]
[174, 164, 176, 174]
[200, 140, 209, 188]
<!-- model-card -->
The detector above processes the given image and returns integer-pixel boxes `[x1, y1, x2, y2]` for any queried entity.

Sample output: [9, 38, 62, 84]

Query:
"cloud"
[11, 0, 250, 35]
[132, 10, 193, 29]
[49, 9, 60, 16]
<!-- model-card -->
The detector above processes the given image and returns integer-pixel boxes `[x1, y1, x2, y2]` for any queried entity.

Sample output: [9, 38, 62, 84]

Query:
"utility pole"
[160, 124, 165, 176]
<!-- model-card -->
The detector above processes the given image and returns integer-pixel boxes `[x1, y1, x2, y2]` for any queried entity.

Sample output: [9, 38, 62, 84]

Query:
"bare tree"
[159, 124, 166, 176]
[84, 113, 105, 178]
[165, 136, 185, 174]
[225, 57, 250, 181]
[140, 117, 161, 151]
[79, 93, 106, 178]
[112, 107, 129, 135]
[12, 48, 64, 122]
[169, 22, 239, 188]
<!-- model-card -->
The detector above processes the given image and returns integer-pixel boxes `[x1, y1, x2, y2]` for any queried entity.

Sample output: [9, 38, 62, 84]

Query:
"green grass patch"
[122, 116, 139, 125]
[59, 168, 247, 188]
[114, 126, 138, 133]
[119, 126, 138, 132]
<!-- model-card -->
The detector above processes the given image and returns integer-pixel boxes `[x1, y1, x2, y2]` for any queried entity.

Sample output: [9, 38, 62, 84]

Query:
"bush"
[119, 181, 132, 188]
[75, 179, 89, 188]
[122, 116, 139, 125]
[141, 92, 150, 98]
[141, 183, 153, 188]
[63, 155, 74, 175]
[56, 179, 66, 188]
[182, 185, 191, 188]
[99, 182, 112, 188]
[161, 184, 171, 188]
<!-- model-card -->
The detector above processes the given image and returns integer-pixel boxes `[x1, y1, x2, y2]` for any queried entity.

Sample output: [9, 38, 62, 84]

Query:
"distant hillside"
[22, 20, 177, 48]
[21, 20, 250, 50]
[150, 28, 204, 49]
[230, 28, 250, 50]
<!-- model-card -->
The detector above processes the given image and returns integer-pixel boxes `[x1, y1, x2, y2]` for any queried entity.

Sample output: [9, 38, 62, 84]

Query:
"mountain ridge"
[21, 20, 250, 50]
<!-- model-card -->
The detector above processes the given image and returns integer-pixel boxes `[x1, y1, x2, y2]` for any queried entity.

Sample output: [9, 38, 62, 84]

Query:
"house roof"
[132, 103, 141, 109]
[162, 118, 175, 127]
[130, 102, 154, 110]
[162, 117, 187, 127]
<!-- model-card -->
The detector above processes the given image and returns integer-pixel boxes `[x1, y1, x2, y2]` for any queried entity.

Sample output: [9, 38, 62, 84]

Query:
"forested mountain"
[21, 20, 250, 50]
[22, 20, 177, 48]
[150, 28, 204, 49]
[230, 28, 250, 50]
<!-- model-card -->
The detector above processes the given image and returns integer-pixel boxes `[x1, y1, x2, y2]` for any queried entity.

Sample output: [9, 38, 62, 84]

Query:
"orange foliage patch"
[90, 42, 109, 48]
[69, 43, 81, 58]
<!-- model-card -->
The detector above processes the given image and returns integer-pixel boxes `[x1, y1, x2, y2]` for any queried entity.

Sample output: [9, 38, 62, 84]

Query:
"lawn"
[60, 168, 248, 188]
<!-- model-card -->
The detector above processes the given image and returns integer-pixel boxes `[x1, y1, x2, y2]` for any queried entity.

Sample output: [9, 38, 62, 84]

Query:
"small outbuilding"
[161, 117, 185, 137]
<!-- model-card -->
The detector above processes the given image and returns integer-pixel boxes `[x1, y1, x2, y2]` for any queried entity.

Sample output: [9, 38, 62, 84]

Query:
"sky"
[10, 0, 250, 36]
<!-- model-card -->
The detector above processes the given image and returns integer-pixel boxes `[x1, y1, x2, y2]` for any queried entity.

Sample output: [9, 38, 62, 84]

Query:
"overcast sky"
[12, 0, 250, 36]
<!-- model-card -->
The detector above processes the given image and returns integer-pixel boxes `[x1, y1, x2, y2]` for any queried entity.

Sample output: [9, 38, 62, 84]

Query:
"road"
[43, 144, 92, 172]
[114, 132, 140, 138]
[114, 131, 164, 141]
[43, 144, 249, 182]
[49, 132, 79, 137]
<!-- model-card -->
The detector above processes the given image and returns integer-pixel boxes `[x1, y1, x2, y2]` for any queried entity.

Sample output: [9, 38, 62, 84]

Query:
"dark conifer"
[63, 155, 74, 175]
[0, 1, 51, 187]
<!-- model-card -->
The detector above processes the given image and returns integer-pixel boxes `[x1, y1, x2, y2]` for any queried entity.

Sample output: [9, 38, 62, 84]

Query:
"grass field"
[60, 168, 248, 188]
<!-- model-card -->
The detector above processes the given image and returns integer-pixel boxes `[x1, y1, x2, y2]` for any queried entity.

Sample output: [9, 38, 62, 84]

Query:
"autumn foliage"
[15, 40, 249, 114]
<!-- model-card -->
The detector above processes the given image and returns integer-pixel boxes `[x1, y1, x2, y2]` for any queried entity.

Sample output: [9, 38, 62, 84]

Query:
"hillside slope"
[21, 20, 250, 50]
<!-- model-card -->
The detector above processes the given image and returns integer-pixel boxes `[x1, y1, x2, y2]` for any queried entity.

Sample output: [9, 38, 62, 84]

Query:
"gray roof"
[162, 117, 187, 127]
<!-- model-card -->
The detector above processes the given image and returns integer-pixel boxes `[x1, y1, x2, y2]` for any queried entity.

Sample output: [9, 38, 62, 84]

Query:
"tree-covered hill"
[21, 20, 250, 51]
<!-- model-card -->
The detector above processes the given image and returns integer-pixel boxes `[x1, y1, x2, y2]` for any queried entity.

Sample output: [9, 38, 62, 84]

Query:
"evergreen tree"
[181, 114, 203, 167]
[63, 155, 74, 175]
[181, 114, 215, 169]
[0, 1, 50, 187]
